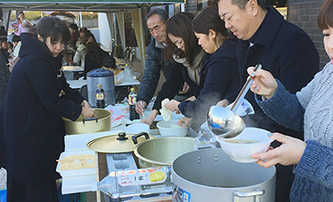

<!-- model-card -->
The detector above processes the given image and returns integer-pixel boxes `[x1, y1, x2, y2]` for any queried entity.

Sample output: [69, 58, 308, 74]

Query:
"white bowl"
[217, 127, 273, 163]
[157, 119, 189, 137]
[126, 123, 150, 134]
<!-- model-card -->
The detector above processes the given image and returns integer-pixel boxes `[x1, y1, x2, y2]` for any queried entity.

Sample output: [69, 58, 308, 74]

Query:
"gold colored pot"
[63, 108, 112, 135]
[86, 132, 155, 153]
[133, 137, 196, 168]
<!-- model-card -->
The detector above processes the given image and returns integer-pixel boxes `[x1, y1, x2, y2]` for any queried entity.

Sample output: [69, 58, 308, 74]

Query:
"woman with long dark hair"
[164, 7, 239, 127]
[141, 12, 205, 126]
[84, 41, 109, 77]
[0, 17, 95, 201]
[73, 31, 96, 67]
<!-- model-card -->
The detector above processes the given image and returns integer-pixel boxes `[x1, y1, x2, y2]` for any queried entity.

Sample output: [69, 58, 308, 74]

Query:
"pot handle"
[195, 143, 216, 150]
[132, 132, 150, 144]
[233, 188, 264, 202]
[82, 118, 98, 124]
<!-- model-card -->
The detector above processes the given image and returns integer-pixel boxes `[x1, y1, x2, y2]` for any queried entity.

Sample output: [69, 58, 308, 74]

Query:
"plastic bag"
[105, 105, 131, 128]
[226, 99, 254, 116]
[196, 121, 216, 143]
[116, 66, 140, 83]
[98, 166, 172, 199]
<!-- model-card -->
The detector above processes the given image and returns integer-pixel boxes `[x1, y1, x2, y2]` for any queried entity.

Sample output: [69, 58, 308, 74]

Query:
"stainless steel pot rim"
[172, 166, 276, 190]
[172, 148, 276, 190]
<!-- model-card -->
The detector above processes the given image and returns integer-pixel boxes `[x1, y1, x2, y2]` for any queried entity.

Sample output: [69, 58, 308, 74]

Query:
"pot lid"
[87, 68, 114, 77]
[86, 132, 154, 153]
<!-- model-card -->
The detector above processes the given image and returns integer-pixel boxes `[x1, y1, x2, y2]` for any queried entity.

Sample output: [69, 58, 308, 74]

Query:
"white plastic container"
[56, 150, 96, 177]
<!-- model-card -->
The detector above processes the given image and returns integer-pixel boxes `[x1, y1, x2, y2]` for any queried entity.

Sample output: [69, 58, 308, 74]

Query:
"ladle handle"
[230, 64, 262, 112]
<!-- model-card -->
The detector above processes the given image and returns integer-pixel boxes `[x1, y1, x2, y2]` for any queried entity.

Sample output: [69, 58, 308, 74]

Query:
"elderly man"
[215, 0, 319, 201]
[135, 9, 184, 118]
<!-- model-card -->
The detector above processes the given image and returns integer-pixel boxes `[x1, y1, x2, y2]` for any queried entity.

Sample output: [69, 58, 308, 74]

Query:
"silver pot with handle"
[172, 148, 276, 202]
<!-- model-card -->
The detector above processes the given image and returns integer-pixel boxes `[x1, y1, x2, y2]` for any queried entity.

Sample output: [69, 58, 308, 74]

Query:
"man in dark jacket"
[135, 8, 184, 116]
[216, 0, 319, 201]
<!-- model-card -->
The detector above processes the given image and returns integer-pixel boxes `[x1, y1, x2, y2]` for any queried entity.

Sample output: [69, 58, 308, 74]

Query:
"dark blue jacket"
[178, 39, 239, 120]
[0, 33, 84, 183]
[227, 6, 319, 139]
[137, 38, 184, 104]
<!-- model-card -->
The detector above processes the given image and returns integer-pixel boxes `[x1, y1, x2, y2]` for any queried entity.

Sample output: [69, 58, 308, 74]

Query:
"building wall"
[185, 0, 198, 12]
[185, 0, 327, 68]
[288, 0, 327, 68]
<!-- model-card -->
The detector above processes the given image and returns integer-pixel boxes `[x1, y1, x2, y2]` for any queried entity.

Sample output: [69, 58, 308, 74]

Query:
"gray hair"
[145, 8, 168, 24]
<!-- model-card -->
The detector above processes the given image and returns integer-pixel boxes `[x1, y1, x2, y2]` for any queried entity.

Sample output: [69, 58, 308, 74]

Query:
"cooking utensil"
[86, 132, 154, 153]
[207, 106, 245, 138]
[63, 108, 112, 135]
[172, 148, 276, 202]
[207, 64, 262, 138]
[133, 137, 196, 168]
[230, 64, 262, 112]
[226, 99, 255, 116]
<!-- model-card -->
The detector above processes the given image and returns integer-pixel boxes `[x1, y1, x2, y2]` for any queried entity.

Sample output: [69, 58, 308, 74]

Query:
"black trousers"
[7, 174, 59, 202]
[275, 164, 295, 202]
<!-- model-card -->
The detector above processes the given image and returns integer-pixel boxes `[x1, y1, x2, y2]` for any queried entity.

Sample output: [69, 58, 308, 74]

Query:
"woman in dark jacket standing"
[141, 12, 205, 126]
[164, 7, 239, 127]
[84, 41, 109, 78]
[0, 17, 95, 202]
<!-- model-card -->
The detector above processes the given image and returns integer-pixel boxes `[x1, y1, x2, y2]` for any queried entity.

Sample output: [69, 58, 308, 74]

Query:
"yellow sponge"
[149, 171, 166, 182]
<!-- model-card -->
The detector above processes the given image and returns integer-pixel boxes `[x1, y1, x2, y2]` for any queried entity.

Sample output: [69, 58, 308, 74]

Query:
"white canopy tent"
[0, 0, 183, 66]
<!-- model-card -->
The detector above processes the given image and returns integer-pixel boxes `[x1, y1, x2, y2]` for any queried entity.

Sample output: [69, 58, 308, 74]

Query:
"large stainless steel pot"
[133, 137, 197, 168]
[63, 108, 112, 134]
[172, 148, 276, 202]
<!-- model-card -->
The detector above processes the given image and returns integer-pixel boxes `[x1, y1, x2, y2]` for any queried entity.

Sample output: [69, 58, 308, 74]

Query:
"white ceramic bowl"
[217, 127, 273, 163]
[157, 119, 189, 137]
[126, 123, 150, 134]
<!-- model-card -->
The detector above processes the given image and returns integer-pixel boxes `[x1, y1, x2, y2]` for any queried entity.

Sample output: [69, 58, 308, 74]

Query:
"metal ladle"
[207, 64, 262, 138]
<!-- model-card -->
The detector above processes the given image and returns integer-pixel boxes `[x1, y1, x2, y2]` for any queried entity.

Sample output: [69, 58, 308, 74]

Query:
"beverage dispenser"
[87, 68, 115, 107]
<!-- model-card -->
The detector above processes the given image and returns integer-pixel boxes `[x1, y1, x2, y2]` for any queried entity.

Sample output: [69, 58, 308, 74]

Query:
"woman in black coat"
[141, 12, 206, 126]
[164, 7, 239, 127]
[0, 17, 95, 202]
